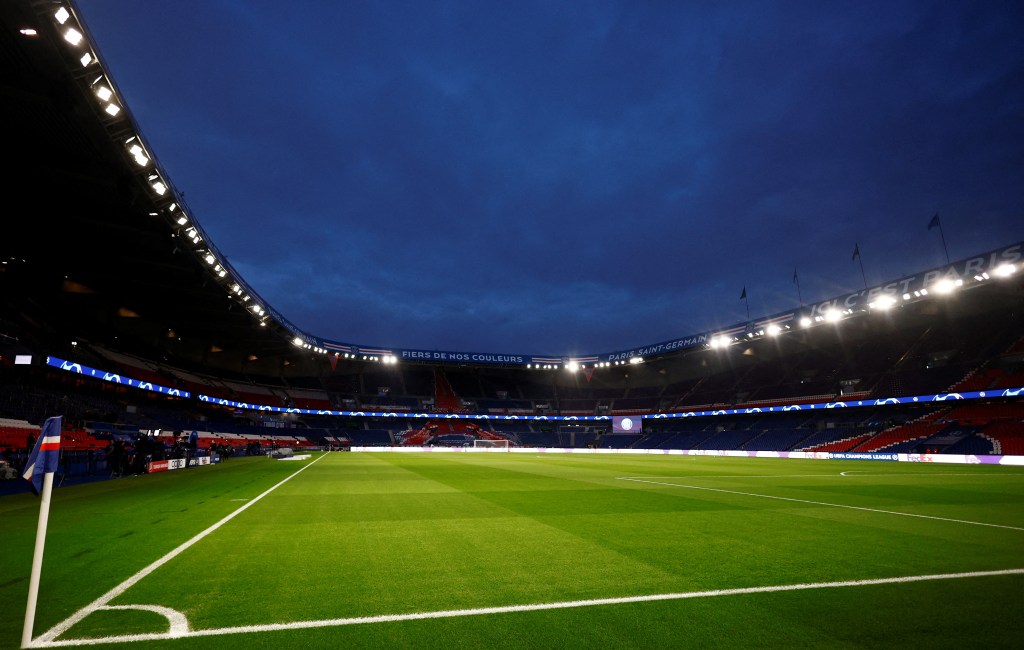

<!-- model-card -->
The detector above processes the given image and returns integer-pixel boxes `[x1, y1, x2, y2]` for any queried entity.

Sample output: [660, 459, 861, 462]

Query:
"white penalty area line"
[31, 453, 330, 647]
[28, 569, 1024, 647]
[617, 477, 1024, 531]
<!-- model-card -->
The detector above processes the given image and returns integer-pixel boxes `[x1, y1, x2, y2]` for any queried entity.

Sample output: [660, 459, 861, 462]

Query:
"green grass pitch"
[3, 451, 1023, 648]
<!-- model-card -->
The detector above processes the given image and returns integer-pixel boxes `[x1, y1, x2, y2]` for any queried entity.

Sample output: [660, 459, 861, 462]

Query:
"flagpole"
[853, 243, 868, 290]
[22, 471, 55, 649]
[937, 222, 950, 264]
[793, 269, 803, 306]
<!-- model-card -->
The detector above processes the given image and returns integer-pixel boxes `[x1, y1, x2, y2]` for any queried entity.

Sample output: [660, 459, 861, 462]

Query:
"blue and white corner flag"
[21, 416, 62, 648]
[23, 416, 61, 495]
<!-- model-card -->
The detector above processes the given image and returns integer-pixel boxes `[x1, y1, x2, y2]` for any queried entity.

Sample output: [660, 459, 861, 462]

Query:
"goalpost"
[472, 439, 510, 449]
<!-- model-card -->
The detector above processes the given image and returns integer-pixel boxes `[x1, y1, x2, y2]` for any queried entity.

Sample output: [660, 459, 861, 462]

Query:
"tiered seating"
[601, 433, 639, 448]
[801, 430, 873, 452]
[0, 417, 38, 450]
[982, 420, 1024, 455]
[745, 428, 814, 451]
[852, 412, 948, 452]
[695, 429, 758, 450]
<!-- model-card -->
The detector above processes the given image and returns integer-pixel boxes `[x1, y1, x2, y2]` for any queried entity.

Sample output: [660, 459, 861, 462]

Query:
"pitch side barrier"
[347, 446, 1024, 466]
[43, 356, 1024, 423]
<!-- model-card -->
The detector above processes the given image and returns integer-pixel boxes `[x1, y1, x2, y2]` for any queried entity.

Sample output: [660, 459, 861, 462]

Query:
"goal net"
[472, 438, 510, 449]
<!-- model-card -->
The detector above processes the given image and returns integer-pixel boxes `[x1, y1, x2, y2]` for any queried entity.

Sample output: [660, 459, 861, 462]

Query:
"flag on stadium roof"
[23, 416, 61, 496]
[928, 213, 941, 230]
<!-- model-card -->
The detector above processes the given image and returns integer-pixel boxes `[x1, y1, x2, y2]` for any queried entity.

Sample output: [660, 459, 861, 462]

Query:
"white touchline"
[28, 569, 1024, 647]
[32, 453, 330, 646]
[617, 477, 1024, 531]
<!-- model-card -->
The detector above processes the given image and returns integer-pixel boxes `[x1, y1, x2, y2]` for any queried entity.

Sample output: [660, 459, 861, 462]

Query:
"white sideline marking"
[619, 473, 1024, 479]
[28, 569, 1024, 647]
[31, 453, 329, 646]
[617, 477, 1024, 531]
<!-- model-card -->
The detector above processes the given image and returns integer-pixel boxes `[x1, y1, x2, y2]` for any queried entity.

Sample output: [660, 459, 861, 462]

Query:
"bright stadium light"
[868, 295, 897, 310]
[565, 361, 579, 372]
[799, 316, 812, 328]
[80, 52, 93, 67]
[766, 323, 782, 336]
[629, 356, 643, 364]
[55, 7, 71, 24]
[148, 174, 167, 195]
[63, 27, 83, 46]
[993, 263, 1016, 277]
[932, 278, 962, 294]
[824, 308, 843, 322]
[94, 85, 113, 101]
[292, 337, 304, 347]
[128, 143, 149, 167]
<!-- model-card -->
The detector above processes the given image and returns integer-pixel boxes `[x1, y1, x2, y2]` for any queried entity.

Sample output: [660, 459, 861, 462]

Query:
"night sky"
[74, 0, 1023, 357]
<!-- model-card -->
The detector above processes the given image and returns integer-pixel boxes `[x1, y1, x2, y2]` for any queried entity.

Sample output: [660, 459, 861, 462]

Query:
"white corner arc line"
[617, 477, 1024, 531]
[32, 453, 330, 646]
[28, 569, 1024, 647]
[96, 605, 189, 637]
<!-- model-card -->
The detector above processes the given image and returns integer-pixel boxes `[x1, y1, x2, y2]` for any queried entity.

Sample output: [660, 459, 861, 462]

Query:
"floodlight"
[80, 52, 93, 67]
[994, 263, 1016, 277]
[21, 29, 38, 36]
[128, 144, 148, 166]
[799, 317, 812, 328]
[149, 176, 166, 195]
[766, 324, 782, 336]
[204, 253, 216, 265]
[566, 361, 579, 372]
[292, 337, 303, 347]
[95, 85, 112, 101]
[931, 278, 960, 294]
[104, 103, 121, 117]
[629, 356, 643, 364]
[823, 308, 843, 322]
[63, 27, 83, 45]
[55, 7, 71, 24]
[868, 295, 897, 310]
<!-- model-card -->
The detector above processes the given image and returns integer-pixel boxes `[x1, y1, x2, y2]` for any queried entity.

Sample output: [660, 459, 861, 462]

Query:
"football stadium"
[2, 2, 1023, 648]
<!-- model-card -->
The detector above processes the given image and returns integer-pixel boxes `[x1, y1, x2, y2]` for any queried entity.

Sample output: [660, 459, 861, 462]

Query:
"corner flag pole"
[22, 471, 55, 648]
[21, 415, 62, 649]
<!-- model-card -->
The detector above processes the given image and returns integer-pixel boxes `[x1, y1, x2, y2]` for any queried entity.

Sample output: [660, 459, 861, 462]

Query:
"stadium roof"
[1, 1, 1022, 378]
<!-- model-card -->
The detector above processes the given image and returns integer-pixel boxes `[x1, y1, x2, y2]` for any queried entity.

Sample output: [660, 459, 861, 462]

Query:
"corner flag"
[23, 416, 61, 495]
[21, 415, 62, 648]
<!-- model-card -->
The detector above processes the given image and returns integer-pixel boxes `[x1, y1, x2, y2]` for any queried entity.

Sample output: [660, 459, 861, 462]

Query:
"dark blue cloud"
[78, 0, 1024, 354]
